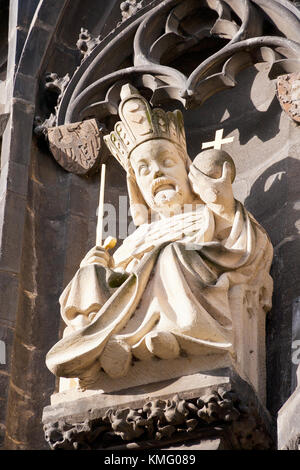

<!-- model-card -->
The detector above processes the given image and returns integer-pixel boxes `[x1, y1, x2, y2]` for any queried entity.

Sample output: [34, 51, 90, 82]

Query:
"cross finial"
[202, 129, 234, 150]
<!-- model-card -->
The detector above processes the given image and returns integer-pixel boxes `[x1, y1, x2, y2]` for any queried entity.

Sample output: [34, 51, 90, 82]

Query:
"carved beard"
[150, 177, 183, 210]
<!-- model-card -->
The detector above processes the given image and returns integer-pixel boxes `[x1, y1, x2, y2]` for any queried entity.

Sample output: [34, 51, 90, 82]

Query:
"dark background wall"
[0, 0, 299, 449]
[0, 0, 123, 450]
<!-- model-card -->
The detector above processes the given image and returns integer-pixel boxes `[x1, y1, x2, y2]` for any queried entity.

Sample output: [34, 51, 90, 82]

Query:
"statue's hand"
[80, 245, 113, 269]
[188, 161, 234, 206]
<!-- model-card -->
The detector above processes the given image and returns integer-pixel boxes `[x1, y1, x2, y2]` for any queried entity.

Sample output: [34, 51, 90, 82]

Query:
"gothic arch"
[51, 0, 300, 132]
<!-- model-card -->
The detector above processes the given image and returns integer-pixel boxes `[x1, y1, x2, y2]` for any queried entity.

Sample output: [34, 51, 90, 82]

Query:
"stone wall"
[0, 0, 300, 449]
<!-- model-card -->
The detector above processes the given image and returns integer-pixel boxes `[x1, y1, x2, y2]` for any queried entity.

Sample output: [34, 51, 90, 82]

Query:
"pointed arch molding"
[55, 0, 300, 128]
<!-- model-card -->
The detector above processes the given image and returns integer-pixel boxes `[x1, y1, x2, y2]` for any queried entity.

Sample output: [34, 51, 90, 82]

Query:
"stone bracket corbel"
[43, 369, 275, 450]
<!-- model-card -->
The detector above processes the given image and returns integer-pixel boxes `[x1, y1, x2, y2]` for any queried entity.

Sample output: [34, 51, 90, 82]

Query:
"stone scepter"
[96, 163, 117, 250]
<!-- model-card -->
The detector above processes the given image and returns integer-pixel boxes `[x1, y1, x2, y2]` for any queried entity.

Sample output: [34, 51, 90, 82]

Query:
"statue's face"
[130, 140, 194, 215]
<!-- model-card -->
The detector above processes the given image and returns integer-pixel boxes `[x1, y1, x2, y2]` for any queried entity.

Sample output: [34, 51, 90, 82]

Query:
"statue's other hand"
[188, 165, 202, 196]
[80, 245, 112, 269]
[188, 161, 234, 203]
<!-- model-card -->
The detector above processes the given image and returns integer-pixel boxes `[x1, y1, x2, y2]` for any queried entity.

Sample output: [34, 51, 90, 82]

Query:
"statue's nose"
[152, 163, 164, 178]
[154, 170, 164, 179]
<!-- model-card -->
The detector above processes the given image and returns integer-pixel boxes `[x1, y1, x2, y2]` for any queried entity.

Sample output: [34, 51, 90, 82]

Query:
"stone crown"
[104, 84, 187, 171]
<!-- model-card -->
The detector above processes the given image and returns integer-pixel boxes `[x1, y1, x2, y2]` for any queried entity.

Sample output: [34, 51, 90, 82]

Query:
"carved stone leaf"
[48, 119, 106, 175]
[276, 72, 300, 122]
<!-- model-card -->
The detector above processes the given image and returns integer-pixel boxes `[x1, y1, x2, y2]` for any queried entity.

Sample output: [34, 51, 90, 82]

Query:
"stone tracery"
[54, 0, 300, 130]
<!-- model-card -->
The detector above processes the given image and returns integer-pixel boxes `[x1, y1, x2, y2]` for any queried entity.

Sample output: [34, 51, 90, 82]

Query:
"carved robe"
[46, 201, 273, 380]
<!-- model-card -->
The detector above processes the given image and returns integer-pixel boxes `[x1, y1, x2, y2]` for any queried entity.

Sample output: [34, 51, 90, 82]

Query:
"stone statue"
[46, 84, 273, 399]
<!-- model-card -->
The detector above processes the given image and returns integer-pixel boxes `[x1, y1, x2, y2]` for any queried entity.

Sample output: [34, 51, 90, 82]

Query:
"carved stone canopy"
[39, 0, 300, 173]
[56, 0, 300, 129]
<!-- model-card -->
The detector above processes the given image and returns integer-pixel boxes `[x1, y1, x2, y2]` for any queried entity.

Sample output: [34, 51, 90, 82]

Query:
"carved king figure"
[46, 84, 273, 399]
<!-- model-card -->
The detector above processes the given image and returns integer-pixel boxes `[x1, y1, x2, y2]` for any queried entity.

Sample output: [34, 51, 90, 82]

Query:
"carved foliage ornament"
[76, 28, 101, 62]
[43, 388, 274, 450]
[120, 0, 143, 22]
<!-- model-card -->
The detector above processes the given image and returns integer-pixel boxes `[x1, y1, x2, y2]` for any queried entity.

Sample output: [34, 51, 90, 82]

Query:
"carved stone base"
[56, 352, 233, 399]
[43, 367, 275, 450]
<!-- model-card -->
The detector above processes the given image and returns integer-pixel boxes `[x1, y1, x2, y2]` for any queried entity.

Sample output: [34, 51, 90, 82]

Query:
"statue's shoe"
[99, 339, 132, 378]
[145, 331, 180, 360]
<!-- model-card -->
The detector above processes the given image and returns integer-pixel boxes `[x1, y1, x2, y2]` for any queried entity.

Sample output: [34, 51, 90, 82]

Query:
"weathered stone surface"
[17, 27, 52, 78]
[5, 384, 47, 450]
[0, 323, 14, 447]
[62, 213, 90, 288]
[48, 119, 106, 175]
[35, 0, 67, 29]
[0, 113, 9, 136]
[13, 72, 37, 103]
[53, 355, 233, 401]
[0, 190, 27, 273]
[0, 160, 29, 199]
[278, 367, 300, 450]
[43, 368, 275, 450]
[0, 270, 19, 323]
[276, 73, 300, 122]
[11, 0, 40, 32]
[0, 0, 8, 79]
[0, 373, 9, 404]
[15, 290, 59, 352]
[1, 97, 35, 167]
[160, 436, 230, 450]
[0, 324, 14, 373]
[73, 1, 125, 48]
[6, 27, 27, 72]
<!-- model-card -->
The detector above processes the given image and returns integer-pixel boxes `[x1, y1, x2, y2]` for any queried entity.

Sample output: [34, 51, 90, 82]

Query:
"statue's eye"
[139, 164, 149, 175]
[163, 158, 174, 167]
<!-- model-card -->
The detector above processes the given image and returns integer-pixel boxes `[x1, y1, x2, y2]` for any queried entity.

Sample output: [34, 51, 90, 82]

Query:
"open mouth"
[154, 184, 175, 195]
[152, 178, 176, 196]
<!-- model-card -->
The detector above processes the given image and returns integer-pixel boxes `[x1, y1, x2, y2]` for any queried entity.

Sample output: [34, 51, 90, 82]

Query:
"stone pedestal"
[277, 366, 300, 450]
[42, 367, 275, 450]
